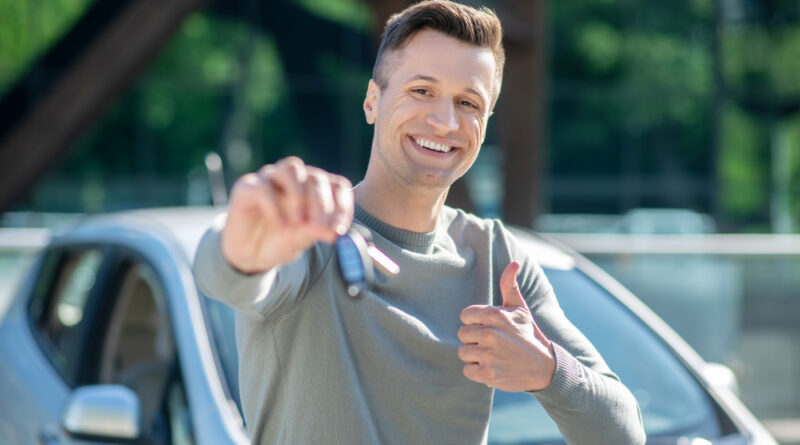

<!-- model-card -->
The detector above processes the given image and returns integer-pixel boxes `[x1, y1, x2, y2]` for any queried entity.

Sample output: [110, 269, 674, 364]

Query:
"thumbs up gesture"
[457, 261, 556, 392]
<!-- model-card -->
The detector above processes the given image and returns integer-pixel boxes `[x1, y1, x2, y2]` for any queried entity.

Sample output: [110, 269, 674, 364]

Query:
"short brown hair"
[373, 0, 505, 103]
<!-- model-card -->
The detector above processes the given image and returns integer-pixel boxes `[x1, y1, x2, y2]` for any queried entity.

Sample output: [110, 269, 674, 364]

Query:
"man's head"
[361, 1, 504, 194]
[373, 0, 505, 107]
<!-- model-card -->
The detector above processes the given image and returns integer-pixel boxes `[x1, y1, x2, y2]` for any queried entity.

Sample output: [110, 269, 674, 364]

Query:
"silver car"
[0, 208, 776, 444]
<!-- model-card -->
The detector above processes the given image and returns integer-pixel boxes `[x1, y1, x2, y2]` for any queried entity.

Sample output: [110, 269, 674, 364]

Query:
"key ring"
[335, 223, 399, 298]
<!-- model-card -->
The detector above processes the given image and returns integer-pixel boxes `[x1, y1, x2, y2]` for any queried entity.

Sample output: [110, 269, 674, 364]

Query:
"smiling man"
[193, 1, 645, 444]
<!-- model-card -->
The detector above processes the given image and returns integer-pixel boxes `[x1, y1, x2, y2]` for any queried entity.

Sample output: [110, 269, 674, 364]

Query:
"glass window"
[488, 267, 722, 443]
[202, 295, 243, 421]
[166, 375, 195, 445]
[98, 260, 181, 439]
[32, 248, 104, 384]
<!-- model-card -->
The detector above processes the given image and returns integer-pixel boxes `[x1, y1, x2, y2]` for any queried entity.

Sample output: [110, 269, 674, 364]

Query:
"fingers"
[460, 303, 522, 329]
[256, 157, 353, 242]
[460, 261, 529, 326]
[305, 171, 336, 241]
[457, 324, 490, 345]
[304, 170, 353, 242]
[461, 359, 499, 387]
[457, 343, 489, 364]
[500, 261, 527, 308]
[223, 173, 287, 273]
[462, 363, 486, 385]
[456, 262, 556, 391]
[459, 304, 495, 326]
[223, 157, 353, 273]
[331, 177, 354, 235]
[229, 172, 285, 227]
[261, 158, 305, 224]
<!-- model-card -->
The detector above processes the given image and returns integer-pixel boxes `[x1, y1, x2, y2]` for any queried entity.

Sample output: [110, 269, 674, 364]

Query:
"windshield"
[203, 296, 243, 417]
[202, 266, 723, 442]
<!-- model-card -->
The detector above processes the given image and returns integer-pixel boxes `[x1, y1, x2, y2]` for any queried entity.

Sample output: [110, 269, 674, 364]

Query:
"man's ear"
[363, 79, 380, 125]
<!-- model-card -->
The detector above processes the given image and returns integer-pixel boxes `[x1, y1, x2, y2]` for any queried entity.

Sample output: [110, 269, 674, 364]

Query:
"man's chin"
[401, 172, 457, 191]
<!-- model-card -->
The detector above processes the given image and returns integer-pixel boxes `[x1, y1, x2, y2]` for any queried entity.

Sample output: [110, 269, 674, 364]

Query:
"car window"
[30, 247, 104, 384]
[488, 266, 722, 443]
[203, 296, 243, 419]
[97, 258, 194, 444]
[165, 374, 196, 445]
[32, 246, 197, 445]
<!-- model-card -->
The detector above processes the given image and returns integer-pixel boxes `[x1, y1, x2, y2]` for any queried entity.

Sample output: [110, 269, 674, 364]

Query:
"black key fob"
[335, 223, 399, 298]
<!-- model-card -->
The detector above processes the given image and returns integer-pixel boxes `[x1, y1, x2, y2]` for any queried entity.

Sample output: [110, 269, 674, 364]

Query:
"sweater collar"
[354, 204, 439, 250]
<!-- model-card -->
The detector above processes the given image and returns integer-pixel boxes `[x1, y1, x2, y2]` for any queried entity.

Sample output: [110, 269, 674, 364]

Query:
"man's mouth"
[414, 137, 453, 153]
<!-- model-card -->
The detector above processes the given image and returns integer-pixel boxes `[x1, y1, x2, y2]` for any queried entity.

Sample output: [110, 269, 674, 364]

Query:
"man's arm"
[192, 157, 353, 315]
[457, 261, 645, 444]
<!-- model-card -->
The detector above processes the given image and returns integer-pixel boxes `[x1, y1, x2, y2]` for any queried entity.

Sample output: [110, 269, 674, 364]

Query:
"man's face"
[363, 29, 497, 191]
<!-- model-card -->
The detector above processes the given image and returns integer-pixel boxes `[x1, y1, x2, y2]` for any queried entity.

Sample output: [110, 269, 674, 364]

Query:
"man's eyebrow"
[406, 74, 439, 84]
[406, 74, 487, 101]
[464, 87, 484, 98]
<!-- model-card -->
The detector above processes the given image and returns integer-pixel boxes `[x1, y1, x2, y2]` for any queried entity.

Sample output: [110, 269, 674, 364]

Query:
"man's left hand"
[458, 261, 556, 392]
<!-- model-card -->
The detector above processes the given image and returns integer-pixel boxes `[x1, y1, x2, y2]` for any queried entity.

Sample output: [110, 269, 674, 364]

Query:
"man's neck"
[354, 178, 448, 233]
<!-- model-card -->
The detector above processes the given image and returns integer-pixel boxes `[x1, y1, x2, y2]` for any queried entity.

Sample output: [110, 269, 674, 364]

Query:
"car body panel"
[0, 208, 777, 444]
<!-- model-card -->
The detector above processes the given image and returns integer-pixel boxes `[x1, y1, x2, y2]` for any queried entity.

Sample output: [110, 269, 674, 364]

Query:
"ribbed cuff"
[528, 342, 583, 404]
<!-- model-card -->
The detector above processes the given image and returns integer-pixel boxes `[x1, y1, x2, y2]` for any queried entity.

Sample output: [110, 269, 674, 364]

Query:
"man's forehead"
[401, 40, 493, 72]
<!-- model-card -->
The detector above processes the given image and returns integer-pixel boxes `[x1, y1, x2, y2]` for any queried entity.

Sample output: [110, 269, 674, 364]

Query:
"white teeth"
[415, 138, 452, 153]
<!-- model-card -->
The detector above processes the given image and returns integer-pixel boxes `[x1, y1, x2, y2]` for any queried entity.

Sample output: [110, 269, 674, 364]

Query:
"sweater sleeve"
[502, 227, 646, 445]
[192, 213, 321, 320]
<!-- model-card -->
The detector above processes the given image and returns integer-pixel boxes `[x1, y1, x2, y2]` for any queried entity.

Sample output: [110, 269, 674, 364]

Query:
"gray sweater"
[193, 205, 645, 444]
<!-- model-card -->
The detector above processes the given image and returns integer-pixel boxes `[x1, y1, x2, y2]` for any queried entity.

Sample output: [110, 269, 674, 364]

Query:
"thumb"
[500, 261, 527, 308]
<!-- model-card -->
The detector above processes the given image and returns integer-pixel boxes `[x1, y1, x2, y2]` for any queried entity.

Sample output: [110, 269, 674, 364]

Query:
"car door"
[0, 245, 110, 444]
[2, 242, 195, 445]
[91, 250, 194, 445]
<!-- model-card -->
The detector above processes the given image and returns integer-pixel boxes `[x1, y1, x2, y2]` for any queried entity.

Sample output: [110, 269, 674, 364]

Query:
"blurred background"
[0, 0, 798, 442]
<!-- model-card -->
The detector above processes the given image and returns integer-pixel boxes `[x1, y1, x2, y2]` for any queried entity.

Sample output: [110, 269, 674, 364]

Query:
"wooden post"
[497, 0, 546, 227]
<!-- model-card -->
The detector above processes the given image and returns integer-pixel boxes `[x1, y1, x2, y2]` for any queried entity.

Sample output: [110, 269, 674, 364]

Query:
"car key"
[335, 223, 399, 297]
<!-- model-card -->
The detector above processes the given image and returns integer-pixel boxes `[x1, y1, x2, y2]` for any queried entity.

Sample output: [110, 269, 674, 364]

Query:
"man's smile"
[414, 136, 453, 153]
[408, 135, 460, 157]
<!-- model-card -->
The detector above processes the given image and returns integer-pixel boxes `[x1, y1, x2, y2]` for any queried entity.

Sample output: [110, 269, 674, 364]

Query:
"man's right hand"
[221, 157, 354, 274]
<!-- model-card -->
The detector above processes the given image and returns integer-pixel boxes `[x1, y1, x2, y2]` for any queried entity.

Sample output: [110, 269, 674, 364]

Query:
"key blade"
[366, 245, 400, 276]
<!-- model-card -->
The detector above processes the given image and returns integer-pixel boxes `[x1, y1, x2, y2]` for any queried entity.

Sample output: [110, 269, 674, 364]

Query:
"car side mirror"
[703, 362, 740, 396]
[62, 384, 141, 441]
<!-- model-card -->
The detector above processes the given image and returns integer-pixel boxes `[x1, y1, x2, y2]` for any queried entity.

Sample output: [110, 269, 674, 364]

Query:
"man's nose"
[426, 99, 459, 134]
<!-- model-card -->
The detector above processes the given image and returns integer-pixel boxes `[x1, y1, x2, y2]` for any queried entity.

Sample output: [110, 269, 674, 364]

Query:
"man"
[193, 1, 645, 443]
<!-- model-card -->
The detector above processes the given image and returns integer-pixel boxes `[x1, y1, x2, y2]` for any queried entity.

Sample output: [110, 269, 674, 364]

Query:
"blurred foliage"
[720, 104, 769, 219]
[724, 25, 800, 96]
[2, 0, 800, 231]
[14, 0, 374, 211]
[0, 0, 92, 95]
[61, 13, 291, 177]
[296, 0, 373, 30]
[549, 0, 714, 182]
[548, 0, 800, 231]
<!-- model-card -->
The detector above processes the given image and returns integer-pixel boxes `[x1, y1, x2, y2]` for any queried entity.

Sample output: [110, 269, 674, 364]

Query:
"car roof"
[65, 207, 575, 270]
[63, 206, 224, 262]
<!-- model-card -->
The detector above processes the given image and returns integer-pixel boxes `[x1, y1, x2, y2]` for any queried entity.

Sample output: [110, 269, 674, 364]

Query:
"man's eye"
[412, 88, 429, 95]
[460, 100, 479, 109]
